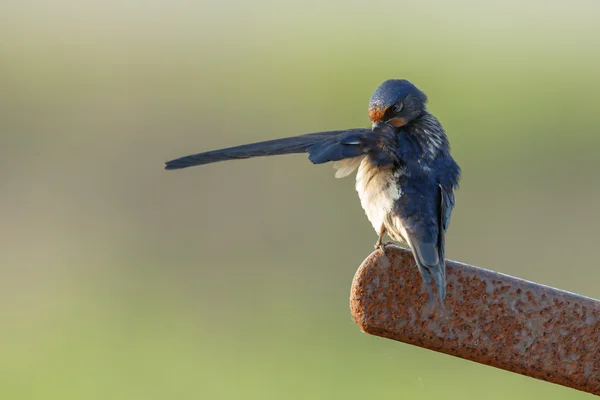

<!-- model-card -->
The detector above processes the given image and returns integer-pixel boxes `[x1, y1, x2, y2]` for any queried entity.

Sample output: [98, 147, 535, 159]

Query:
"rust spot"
[349, 246, 600, 396]
[369, 106, 387, 123]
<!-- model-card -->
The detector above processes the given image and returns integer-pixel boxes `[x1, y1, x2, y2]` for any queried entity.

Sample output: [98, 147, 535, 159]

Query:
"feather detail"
[333, 156, 365, 178]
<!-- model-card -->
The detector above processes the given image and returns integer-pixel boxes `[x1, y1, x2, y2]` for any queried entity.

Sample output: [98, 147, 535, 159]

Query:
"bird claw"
[374, 242, 385, 255]
[374, 241, 395, 257]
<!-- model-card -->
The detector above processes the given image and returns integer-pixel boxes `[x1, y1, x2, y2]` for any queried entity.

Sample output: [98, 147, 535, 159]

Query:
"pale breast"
[355, 158, 401, 234]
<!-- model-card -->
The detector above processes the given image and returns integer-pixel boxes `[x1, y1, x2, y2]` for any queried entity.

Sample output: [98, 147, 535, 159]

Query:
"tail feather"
[409, 239, 446, 308]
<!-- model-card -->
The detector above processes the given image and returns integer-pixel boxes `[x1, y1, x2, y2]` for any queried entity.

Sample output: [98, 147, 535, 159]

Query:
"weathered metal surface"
[350, 246, 600, 396]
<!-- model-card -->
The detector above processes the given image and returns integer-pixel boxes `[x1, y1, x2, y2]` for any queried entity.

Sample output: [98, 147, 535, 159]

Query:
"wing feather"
[165, 125, 398, 170]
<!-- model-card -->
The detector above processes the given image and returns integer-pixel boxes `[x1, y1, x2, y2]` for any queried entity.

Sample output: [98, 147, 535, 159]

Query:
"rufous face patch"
[368, 106, 387, 123]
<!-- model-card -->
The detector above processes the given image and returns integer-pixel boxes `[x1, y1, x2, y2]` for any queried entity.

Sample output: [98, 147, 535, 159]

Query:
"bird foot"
[374, 241, 395, 257]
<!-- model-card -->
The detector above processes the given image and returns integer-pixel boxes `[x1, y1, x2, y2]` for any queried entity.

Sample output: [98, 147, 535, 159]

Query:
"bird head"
[368, 79, 428, 128]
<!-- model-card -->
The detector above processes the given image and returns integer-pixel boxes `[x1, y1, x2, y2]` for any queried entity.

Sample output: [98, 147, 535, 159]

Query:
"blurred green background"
[1, 0, 599, 398]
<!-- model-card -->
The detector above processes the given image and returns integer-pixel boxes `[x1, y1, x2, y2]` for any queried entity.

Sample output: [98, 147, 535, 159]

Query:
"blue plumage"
[165, 79, 461, 308]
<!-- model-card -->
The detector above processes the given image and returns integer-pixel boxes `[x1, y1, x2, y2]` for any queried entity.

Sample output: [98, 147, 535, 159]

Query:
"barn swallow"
[165, 79, 461, 307]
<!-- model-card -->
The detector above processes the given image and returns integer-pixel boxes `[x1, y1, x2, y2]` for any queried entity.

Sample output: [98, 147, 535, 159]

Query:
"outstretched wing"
[164, 125, 398, 170]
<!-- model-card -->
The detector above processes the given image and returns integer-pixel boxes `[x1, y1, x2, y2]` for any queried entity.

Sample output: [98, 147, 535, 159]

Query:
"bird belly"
[355, 159, 401, 235]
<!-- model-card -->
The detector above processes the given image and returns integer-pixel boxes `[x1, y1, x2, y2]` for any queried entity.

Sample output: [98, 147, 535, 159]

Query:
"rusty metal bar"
[350, 246, 600, 396]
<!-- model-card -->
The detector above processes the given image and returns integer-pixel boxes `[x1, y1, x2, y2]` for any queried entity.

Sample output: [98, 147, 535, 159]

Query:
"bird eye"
[394, 102, 404, 113]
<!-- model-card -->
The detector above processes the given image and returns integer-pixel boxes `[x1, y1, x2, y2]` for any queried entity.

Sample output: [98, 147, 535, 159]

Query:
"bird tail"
[164, 129, 371, 170]
[408, 238, 446, 309]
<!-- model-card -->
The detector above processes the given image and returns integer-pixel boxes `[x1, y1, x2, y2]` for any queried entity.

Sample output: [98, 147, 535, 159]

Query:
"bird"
[165, 79, 461, 307]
